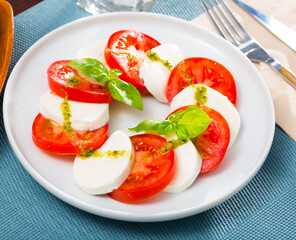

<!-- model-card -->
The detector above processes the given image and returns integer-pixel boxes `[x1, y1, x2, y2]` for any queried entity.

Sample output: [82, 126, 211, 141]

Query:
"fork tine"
[200, 0, 225, 38]
[200, 0, 238, 45]
[212, 0, 245, 42]
[200, 0, 251, 45]
[217, 0, 250, 39]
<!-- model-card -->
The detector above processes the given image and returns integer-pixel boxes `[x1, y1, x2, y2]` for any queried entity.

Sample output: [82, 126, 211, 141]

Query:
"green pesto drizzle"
[147, 51, 173, 71]
[81, 150, 132, 159]
[61, 96, 72, 132]
[124, 52, 135, 61]
[161, 139, 188, 152]
[111, 49, 135, 61]
[66, 77, 80, 87]
[80, 147, 95, 158]
[185, 71, 194, 84]
[193, 85, 208, 106]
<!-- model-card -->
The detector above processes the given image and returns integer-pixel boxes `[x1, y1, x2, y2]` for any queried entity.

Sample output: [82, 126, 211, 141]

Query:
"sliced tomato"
[169, 105, 230, 173]
[167, 57, 237, 105]
[104, 30, 160, 94]
[32, 113, 108, 155]
[108, 134, 176, 203]
[47, 60, 113, 103]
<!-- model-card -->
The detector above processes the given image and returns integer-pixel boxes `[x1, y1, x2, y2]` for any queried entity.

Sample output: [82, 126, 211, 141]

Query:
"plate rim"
[3, 12, 275, 222]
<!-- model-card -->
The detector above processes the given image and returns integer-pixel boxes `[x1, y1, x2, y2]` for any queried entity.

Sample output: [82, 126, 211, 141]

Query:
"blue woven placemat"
[1, 0, 295, 239]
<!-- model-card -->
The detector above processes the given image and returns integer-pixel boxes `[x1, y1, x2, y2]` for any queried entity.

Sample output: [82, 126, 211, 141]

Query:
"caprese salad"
[32, 30, 240, 203]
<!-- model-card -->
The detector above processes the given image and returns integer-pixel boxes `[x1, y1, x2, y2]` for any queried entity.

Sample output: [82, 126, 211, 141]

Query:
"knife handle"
[267, 58, 296, 89]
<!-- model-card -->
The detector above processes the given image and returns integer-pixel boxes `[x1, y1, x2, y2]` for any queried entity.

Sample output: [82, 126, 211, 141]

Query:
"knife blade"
[233, 0, 296, 52]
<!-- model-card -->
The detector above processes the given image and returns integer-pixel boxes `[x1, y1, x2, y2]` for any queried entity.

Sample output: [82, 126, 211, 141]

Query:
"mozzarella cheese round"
[163, 134, 202, 193]
[77, 39, 108, 65]
[73, 130, 134, 195]
[170, 84, 240, 148]
[76, 39, 109, 86]
[139, 43, 185, 103]
[39, 91, 109, 131]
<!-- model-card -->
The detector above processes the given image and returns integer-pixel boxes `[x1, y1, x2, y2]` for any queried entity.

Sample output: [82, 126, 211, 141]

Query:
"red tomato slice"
[32, 114, 108, 155]
[194, 106, 230, 173]
[167, 57, 237, 105]
[169, 105, 230, 173]
[108, 134, 176, 203]
[48, 60, 113, 103]
[104, 30, 160, 94]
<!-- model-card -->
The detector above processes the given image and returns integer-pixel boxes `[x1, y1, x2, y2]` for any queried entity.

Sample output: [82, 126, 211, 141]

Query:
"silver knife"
[233, 0, 296, 52]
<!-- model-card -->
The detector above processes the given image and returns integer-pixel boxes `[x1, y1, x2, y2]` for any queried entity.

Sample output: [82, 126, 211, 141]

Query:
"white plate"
[3, 12, 274, 222]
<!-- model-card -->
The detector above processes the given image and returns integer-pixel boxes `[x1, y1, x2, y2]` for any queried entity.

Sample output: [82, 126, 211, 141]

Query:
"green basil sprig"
[67, 58, 143, 110]
[128, 106, 212, 140]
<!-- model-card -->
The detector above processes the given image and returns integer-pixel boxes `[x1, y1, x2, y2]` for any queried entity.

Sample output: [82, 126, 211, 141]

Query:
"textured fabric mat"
[0, 0, 295, 239]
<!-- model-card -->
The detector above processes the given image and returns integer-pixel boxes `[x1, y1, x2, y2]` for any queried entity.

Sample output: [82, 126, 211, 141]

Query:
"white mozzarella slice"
[163, 134, 202, 193]
[170, 84, 240, 148]
[139, 43, 185, 103]
[77, 39, 108, 65]
[39, 91, 109, 131]
[76, 39, 109, 87]
[73, 131, 134, 195]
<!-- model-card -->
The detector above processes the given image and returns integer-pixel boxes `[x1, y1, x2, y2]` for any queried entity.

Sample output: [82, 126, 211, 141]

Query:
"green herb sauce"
[60, 96, 72, 132]
[161, 139, 188, 152]
[66, 77, 80, 87]
[112, 49, 135, 61]
[184, 71, 194, 84]
[125, 52, 135, 61]
[147, 51, 173, 71]
[193, 85, 208, 105]
[81, 149, 132, 159]
[80, 147, 95, 158]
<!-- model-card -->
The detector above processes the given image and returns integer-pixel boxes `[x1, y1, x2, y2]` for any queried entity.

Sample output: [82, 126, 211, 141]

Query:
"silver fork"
[200, 0, 296, 89]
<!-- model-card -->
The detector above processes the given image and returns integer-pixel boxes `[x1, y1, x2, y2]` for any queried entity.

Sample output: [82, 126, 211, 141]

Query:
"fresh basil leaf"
[108, 79, 143, 110]
[108, 69, 122, 79]
[128, 119, 175, 135]
[128, 119, 161, 133]
[175, 107, 212, 139]
[157, 121, 176, 135]
[67, 58, 109, 82]
[128, 106, 211, 140]
[168, 105, 197, 123]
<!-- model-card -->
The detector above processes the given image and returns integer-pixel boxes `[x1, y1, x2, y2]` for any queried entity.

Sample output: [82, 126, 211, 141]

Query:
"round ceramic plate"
[3, 12, 274, 222]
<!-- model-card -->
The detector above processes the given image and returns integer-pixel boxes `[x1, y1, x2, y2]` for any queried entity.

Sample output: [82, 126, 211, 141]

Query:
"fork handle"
[267, 58, 296, 89]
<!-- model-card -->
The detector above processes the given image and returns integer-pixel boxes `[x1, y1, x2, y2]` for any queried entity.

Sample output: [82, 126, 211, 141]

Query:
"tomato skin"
[104, 30, 160, 94]
[32, 114, 108, 155]
[169, 105, 230, 173]
[108, 134, 176, 203]
[193, 106, 230, 173]
[47, 60, 113, 103]
[167, 57, 237, 105]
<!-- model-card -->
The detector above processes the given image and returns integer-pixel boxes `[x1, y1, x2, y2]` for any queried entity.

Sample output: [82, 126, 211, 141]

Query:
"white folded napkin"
[192, 0, 296, 141]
